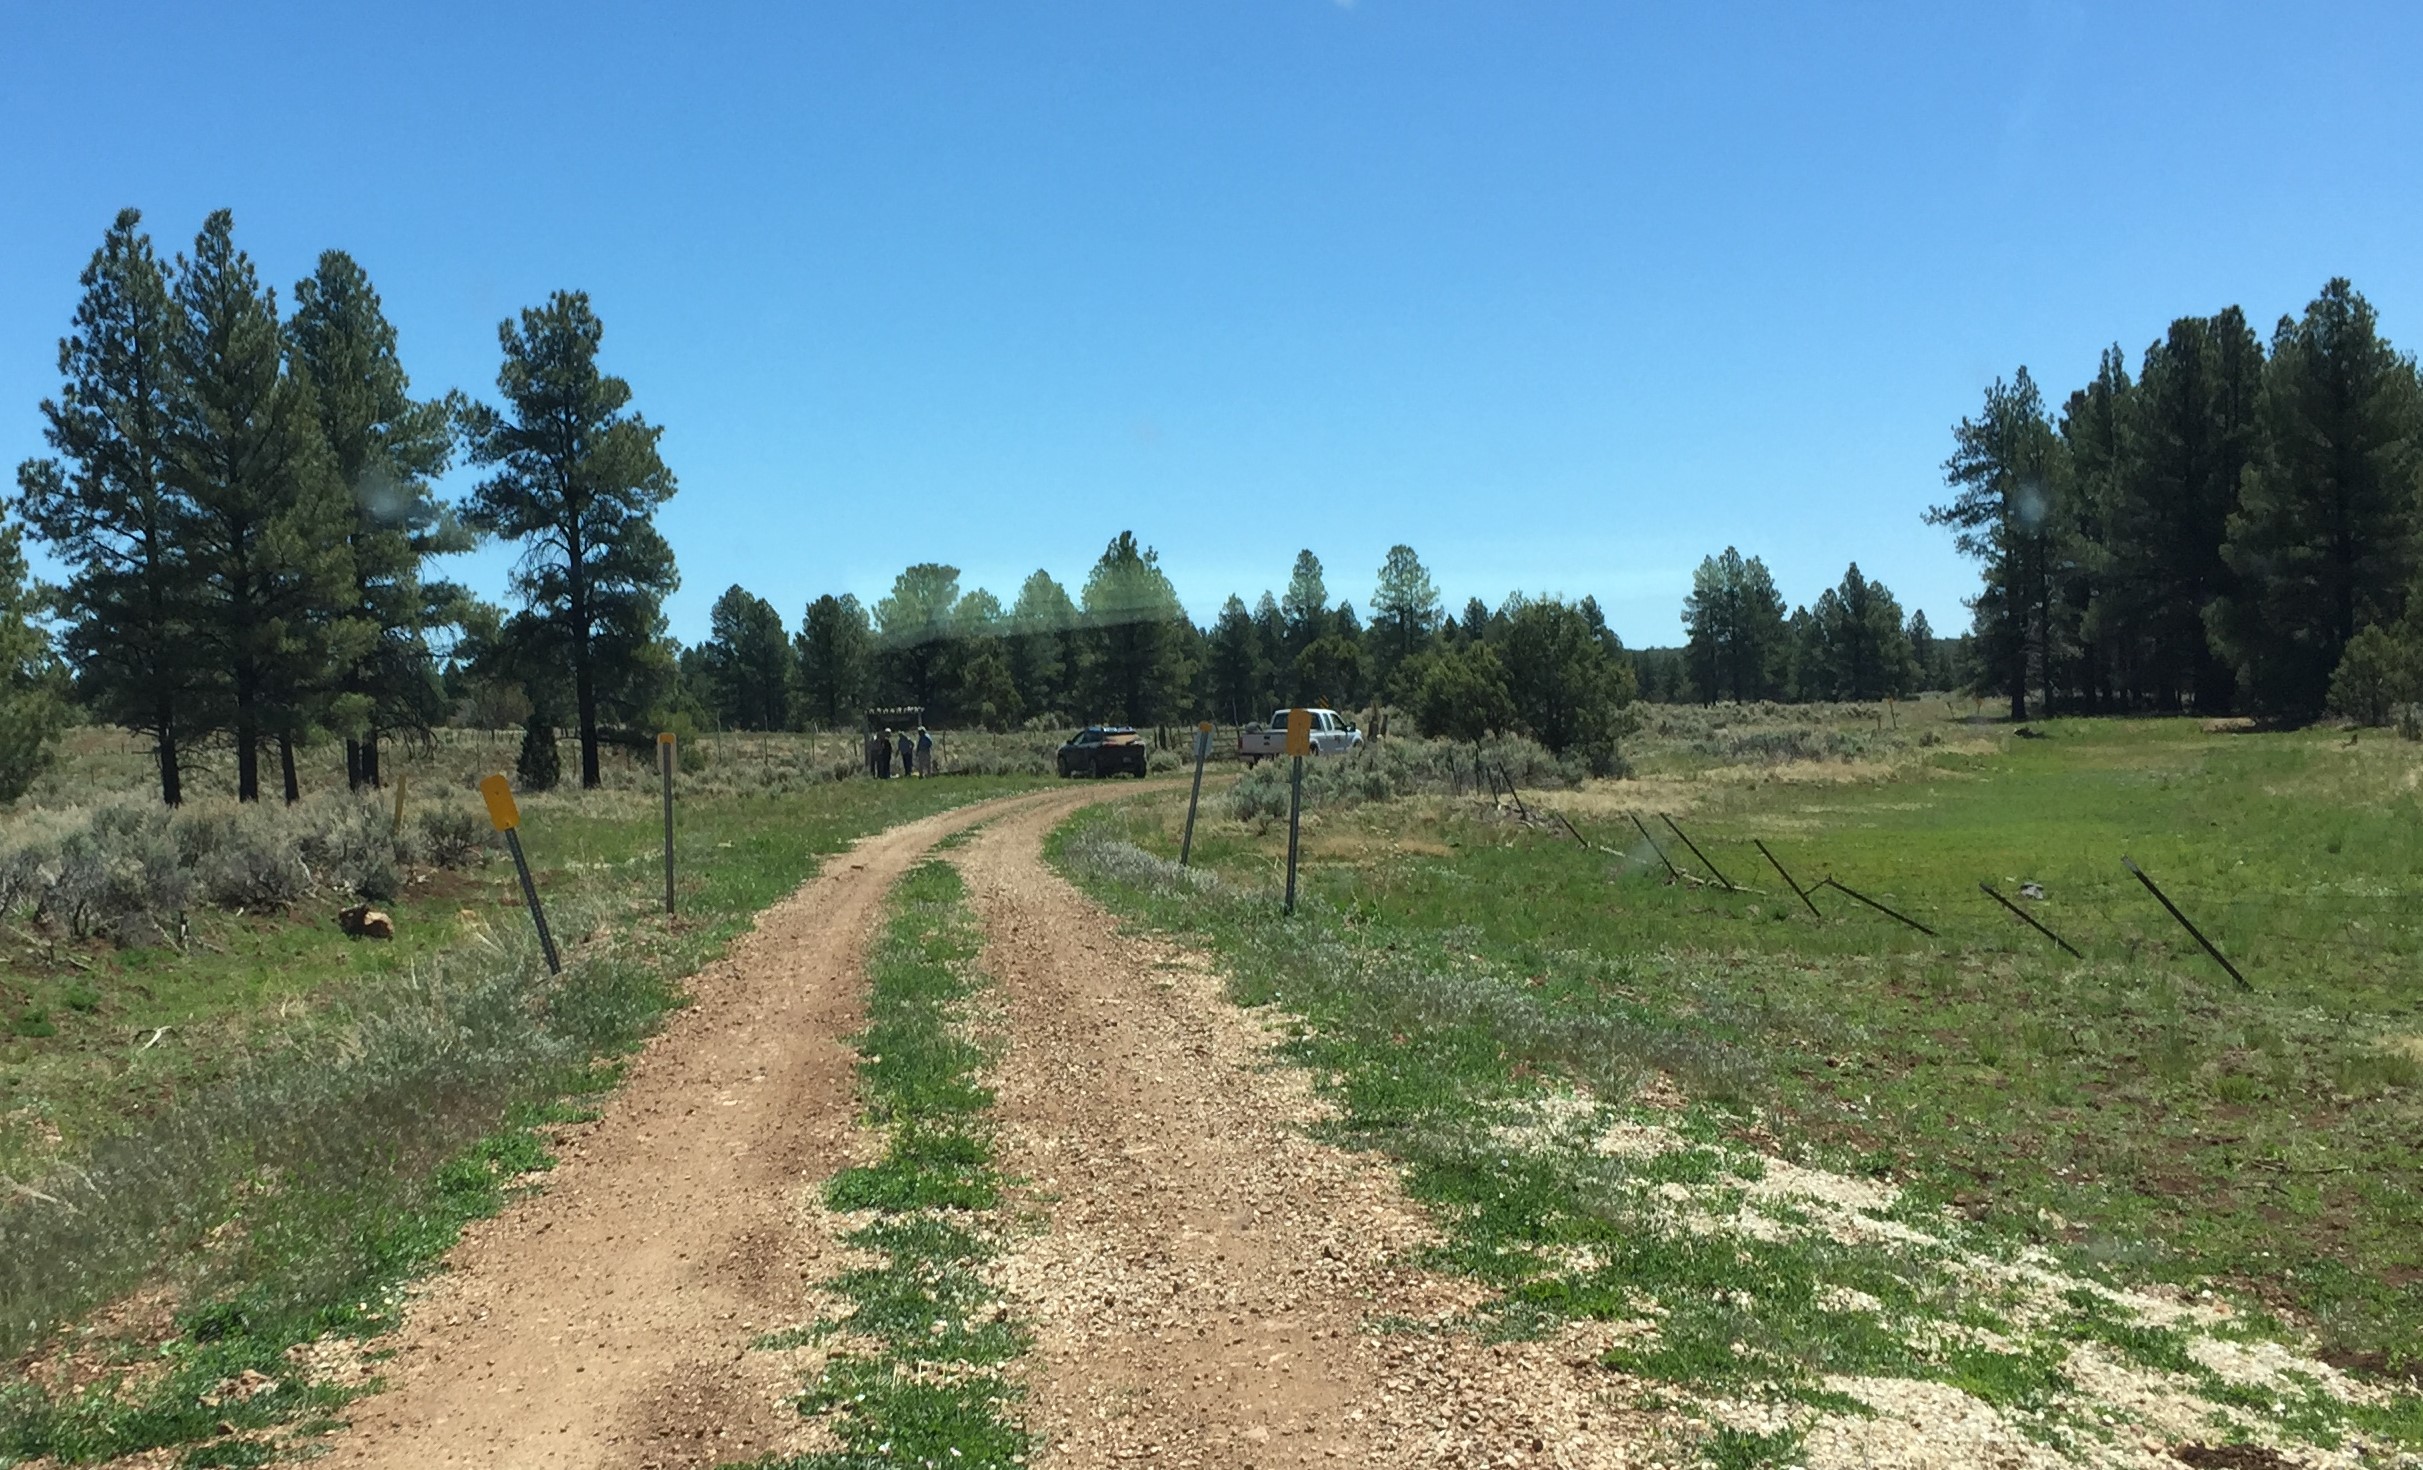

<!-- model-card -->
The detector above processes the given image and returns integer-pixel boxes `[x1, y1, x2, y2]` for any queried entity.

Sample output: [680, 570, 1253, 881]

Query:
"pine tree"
[0, 523, 67, 799]
[1495, 595, 1635, 772]
[1681, 546, 1788, 702]
[1281, 550, 1329, 659]
[1406, 640, 1515, 745]
[16, 209, 200, 804]
[1205, 594, 1264, 727]
[2056, 346, 2130, 710]
[1368, 544, 1441, 695]
[2096, 311, 2261, 710]
[1807, 563, 1918, 700]
[947, 588, 1022, 728]
[516, 708, 561, 790]
[871, 563, 961, 716]
[462, 291, 679, 787]
[1008, 570, 1080, 720]
[795, 593, 873, 727]
[1930, 368, 2066, 719]
[288, 249, 467, 786]
[2210, 280, 2423, 715]
[166, 211, 363, 802]
[1081, 532, 1191, 726]
[701, 585, 790, 730]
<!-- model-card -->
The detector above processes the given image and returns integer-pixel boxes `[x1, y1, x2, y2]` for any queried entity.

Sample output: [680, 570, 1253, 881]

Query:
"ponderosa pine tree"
[2096, 311, 2263, 710]
[871, 563, 961, 716]
[1930, 368, 2066, 719]
[701, 585, 790, 730]
[0, 524, 67, 799]
[2210, 280, 2423, 715]
[1205, 594, 1265, 727]
[1081, 531, 1191, 726]
[1008, 570, 1080, 720]
[17, 210, 199, 805]
[462, 291, 679, 788]
[2056, 346, 2129, 709]
[1368, 544, 1441, 695]
[1681, 546, 1788, 702]
[287, 249, 467, 787]
[1280, 550, 1330, 661]
[167, 211, 364, 803]
[1807, 563, 1918, 700]
[795, 593, 873, 727]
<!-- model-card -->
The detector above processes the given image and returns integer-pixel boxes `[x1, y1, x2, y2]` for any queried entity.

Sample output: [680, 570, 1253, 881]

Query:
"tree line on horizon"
[7, 214, 2411, 808]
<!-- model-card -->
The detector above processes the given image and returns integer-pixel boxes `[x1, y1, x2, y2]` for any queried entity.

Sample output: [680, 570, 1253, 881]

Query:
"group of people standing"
[866, 725, 935, 779]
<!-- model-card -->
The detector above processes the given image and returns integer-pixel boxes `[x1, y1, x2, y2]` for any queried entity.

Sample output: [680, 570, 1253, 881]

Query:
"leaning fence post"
[1627, 811, 1681, 882]
[1980, 881, 2080, 958]
[1755, 839, 1823, 918]
[1819, 877, 1937, 937]
[1661, 814, 1737, 891]
[2122, 857, 2249, 988]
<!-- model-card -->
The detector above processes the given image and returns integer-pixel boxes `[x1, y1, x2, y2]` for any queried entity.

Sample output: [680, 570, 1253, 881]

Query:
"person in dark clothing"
[876, 728, 894, 779]
[865, 730, 881, 778]
[915, 726, 934, 777]
[896, 730, 916, 778]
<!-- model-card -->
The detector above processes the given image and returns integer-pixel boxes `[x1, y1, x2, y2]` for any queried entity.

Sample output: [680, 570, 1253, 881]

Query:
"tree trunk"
[157, 702, 183, 807]
[575, 633, 602, 789]
[345, 738, 363, 791]
[236, 703, 260, 802]
[279, 732, 301, 805]
[363, 728, 381, 788]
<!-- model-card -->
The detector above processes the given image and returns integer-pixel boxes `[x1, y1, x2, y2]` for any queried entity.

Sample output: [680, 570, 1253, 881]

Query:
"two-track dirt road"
[318, 784, 1640, 1470]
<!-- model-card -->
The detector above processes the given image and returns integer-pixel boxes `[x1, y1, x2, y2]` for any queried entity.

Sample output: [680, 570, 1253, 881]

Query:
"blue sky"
[4, 2, 2419, 647]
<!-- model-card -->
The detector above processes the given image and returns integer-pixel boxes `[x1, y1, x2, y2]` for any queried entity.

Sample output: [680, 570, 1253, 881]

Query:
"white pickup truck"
[1238, 708, 1363, 764]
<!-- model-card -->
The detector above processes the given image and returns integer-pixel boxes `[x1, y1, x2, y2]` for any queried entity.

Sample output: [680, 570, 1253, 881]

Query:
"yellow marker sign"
[479, 773, 520, 832]
[1286, 707, 1314, 758]
[657, 731, 676, 745]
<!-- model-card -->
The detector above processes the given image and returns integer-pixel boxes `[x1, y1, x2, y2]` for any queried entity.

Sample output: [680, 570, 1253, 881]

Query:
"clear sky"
[5, 2, 2420, 647]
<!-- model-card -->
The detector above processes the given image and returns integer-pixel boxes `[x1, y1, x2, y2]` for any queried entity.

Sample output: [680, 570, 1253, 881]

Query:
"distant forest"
[8, 209, 2421, 806]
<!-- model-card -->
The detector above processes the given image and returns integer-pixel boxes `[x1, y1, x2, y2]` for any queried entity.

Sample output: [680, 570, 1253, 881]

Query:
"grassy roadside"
[1048, 721, 2423, 1467]
[0, 776, 1043, 1469]
[746, 856, 1027, 1469]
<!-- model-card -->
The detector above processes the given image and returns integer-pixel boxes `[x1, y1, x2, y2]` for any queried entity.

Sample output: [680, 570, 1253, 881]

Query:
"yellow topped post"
[481, 773, 558, 974]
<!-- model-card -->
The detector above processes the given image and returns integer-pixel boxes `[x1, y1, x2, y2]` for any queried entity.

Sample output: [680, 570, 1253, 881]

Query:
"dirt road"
[316, 790, 1074, 1470]
[961, 799, 1647, 1470]
[320, 783, 1640, 1469]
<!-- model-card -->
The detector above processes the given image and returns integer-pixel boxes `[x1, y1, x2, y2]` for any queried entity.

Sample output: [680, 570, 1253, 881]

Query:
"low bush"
[0, 792, 474, 946]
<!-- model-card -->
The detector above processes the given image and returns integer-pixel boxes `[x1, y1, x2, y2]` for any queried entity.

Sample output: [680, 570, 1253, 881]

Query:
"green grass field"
[1054, 712, 2423, 1464]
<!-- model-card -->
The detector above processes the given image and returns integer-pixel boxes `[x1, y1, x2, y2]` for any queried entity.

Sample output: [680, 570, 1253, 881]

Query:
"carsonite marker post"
[1283, 709, 1312, 915]
[1180, 721, 1212, 867]
[480, 773, 560, 975]
[658, 732, 677, 916]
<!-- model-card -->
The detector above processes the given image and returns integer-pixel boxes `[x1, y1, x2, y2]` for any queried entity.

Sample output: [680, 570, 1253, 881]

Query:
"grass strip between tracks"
[0, 779, 1043, 1470]
[747, 855, 1029, 1469]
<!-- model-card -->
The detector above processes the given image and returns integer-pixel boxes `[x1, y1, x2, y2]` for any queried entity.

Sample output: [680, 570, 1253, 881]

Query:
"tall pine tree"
[462, 291, 679, 788]
[701, 585, 790, 730]
[167, 211, 362, 802]
[1930, 368, 2066, 719]
[17, 209, 200, 804]
[287, 249, 467, 786]
[2210, 280, 2423, 714]
[794, 593, 873, 727]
